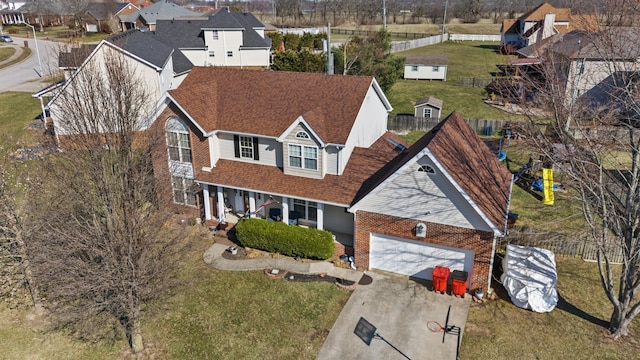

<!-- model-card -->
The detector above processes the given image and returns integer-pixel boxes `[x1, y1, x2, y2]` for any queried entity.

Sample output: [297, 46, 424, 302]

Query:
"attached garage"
[369, 233, 474, 288]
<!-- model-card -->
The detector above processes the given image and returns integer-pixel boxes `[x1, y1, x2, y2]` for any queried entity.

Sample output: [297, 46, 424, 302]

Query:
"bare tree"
[0, 161, 44, 316]
[26, 50, 181, 353]
[514, 26, 640, 339]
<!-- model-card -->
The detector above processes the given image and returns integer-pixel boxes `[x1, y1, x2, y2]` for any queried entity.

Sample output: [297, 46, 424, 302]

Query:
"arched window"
[165, 117, 191, 163]
[295, 131, 310, 139]
[417, 164, 435, 174]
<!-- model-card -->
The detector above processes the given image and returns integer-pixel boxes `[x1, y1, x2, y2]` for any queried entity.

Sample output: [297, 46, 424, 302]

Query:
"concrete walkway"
[203, 243, 363, 283]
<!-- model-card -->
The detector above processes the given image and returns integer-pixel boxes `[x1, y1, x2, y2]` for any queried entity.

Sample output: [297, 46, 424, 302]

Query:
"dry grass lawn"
[462, 256, 640, 359]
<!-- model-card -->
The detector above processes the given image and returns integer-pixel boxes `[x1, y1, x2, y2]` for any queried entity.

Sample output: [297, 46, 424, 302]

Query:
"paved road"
[0, 36, 64, 92]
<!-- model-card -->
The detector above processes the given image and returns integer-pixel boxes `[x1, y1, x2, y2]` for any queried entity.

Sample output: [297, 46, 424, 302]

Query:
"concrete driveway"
[317, 272, 470, 360]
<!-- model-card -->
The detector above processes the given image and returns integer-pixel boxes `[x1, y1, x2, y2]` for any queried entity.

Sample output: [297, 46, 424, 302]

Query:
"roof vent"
[386, 138, 406, 151]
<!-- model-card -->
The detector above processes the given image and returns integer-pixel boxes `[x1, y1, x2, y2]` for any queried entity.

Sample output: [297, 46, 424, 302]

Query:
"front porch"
[200, 184, 355, 254]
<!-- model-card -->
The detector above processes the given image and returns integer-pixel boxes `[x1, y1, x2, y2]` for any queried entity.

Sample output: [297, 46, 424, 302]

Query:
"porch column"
[216, 186, 225, 222]
[316, 203, 324, 230]
[203, 184, 211, 220]
[248, 191, 256, 217]
[282, 196, 289, 224]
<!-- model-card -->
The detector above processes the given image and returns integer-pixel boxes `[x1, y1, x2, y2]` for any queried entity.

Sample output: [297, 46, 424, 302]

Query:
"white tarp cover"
[500, 245, 558, 312]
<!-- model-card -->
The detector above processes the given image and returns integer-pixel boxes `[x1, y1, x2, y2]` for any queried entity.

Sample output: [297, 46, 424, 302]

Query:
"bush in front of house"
[234, 218, 335, 260]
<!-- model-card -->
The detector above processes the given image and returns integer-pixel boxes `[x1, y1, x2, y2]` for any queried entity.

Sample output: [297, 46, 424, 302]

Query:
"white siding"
[356, 156, 493, 232]
[239, 48, 270, 68]
[340, 84, 389, 174]
[282, 124, 323, 179]
[567, 58, 640, 102]
[324, 145, 340, 175]
[181, 49, 207, 67]
[204, 29, 244, 67]
[216, 132, 280, 167]
[324, 204, 353, 235]
[404, 64, 447, 80]
[51, 45, 163, 136]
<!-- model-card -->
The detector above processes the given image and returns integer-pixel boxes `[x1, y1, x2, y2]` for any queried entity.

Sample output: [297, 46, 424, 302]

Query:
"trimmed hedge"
[234, 218, 335, 260]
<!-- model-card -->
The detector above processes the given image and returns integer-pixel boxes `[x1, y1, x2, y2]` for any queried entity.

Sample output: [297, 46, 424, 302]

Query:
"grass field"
[387, 41, 520, 120]
[0, 92, 42, 155]
[461, 256, 640, 359]
[0, 46, 16, 62]
[0, 227, 350, 359]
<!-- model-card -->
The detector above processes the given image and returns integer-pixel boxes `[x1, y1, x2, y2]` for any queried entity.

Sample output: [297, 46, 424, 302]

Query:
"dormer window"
[417, 164, 435, 174]
[289, 144, 317, 170]
[295, 131, 310, 139]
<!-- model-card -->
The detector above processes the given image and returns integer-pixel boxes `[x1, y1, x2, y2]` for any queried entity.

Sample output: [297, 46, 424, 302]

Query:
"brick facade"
[150, 104, 205, 219]
[354, 210, 496, 292]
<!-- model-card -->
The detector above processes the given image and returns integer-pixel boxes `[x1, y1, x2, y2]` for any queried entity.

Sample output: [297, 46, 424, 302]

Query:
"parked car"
[0, 35, 13, 42]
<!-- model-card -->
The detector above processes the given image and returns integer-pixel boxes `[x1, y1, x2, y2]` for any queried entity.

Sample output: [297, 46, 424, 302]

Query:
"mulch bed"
[221, 246, 248, 260]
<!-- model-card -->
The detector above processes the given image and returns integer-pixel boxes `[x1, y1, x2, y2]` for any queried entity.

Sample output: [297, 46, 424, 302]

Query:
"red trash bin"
[451, 270, 468, 297]
[432, 266, 450, 293]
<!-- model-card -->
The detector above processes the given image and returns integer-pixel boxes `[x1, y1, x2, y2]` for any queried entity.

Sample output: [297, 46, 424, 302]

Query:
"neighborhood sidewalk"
[203, 243, 363, 283]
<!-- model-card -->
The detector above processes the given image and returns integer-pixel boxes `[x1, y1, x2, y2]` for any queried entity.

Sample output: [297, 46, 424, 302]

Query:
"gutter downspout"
[487, 174, 514, 293]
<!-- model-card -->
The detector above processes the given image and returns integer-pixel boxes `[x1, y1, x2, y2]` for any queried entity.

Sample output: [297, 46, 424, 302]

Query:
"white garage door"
[370, 233, 474, 286]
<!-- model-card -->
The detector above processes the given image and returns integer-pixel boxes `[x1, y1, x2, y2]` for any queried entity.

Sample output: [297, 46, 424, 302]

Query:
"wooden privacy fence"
[497, 229, 624, 264]
[458, 76, 493, 88]
[388, 115, 509, 135]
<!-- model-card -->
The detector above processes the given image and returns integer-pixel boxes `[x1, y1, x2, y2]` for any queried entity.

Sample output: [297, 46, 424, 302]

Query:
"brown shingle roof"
[414, 96, 443, 109]
[520, 2, 570, 22]
[405, 55, 448, 66]
[169, 67, 377, 144]
[194, 132, 407, 205]
[353, 112, 512, 233]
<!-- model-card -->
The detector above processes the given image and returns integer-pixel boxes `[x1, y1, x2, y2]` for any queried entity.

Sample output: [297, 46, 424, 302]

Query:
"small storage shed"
[414, 96, 443, 119]
[404, 55, 448, 81]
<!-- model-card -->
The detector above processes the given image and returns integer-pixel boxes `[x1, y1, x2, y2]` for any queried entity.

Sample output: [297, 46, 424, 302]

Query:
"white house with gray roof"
[42, 29, 193, 143]
[154, 8, 271, 69]
[119, 0, 202, 31]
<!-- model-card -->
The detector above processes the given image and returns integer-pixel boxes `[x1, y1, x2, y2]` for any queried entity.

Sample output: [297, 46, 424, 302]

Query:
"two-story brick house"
[153, 66, 512, 293]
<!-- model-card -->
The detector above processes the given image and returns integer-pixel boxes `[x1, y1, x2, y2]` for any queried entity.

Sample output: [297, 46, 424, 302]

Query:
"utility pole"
[441, 0, 448, 41]
[326, 23, 333, 74]
[382, 0, 386, 29]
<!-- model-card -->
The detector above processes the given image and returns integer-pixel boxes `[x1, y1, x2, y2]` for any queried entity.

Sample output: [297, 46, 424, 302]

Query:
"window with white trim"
[417, 164, 435, 174]
[165, 117, 191, 163]
[172, 176, 196, 206]
[212, 30, 219, 40]
[288, 144, 317, 170]
[423, 108, 432, 118]
[293, 199, 317, 221]
[240, 136, 253, 159]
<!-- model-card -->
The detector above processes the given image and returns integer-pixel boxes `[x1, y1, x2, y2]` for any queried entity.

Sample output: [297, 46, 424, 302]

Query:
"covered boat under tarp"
[500, 244, 558, 313]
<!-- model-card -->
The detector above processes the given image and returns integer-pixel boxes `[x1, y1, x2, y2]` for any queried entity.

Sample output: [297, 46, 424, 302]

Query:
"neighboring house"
[118, 0, 202, 31]
[44, 29, 193, 142]
[404, 55, 448, 81]
[414, 96, 443, 119]
[154, 9, 271, 69]
[512, 28, 640, 106]
[84, 2, 136, 33]
[151, 66, 512, 292]
[500, 2, 598, 51]
[1, 1, 73, 26]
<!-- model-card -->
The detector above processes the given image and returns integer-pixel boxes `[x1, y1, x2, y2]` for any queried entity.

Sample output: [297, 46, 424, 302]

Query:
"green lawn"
[461, 256, 640, 359]
[0, 92, 42, 155]
[387, 41, 521, 120]
[0, 46, 16, 62]
[0, 229, 350, 359]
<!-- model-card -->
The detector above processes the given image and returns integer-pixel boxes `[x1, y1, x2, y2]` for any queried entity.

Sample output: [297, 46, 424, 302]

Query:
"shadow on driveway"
[317, 272, 470, 360]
